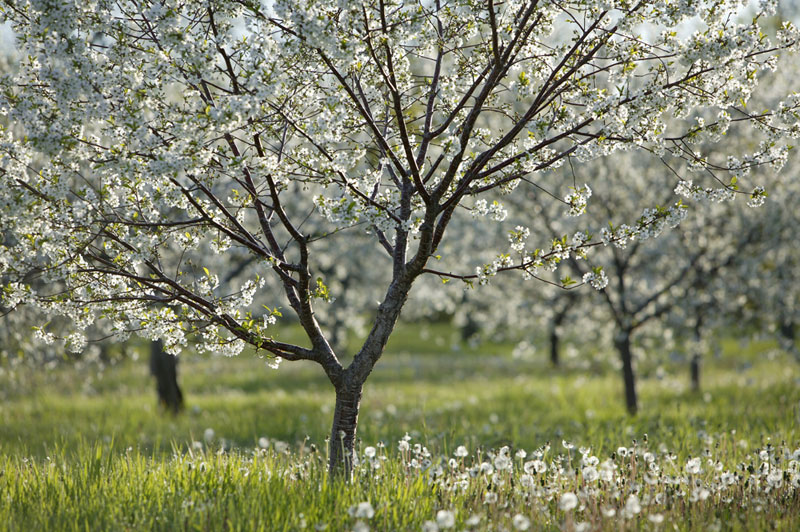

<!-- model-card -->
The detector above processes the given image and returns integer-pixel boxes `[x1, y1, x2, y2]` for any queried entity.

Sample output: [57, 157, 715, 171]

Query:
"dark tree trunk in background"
[149, 340, 183, 414]
[328, 380, 363, 480]
[549, 327, 560, 367]
[615, 330, 637, 415]
[690, 353, 701, 393]
[549, 308, 568, 367]
[323, 266, 352, 355]
[779, 321, 796, 343]
[779, 320, 799, 361]
[690, 315, 703, 393]
[460, 311, 480, 343]
[459, 291, 480, 343]
[329, 324, 347, 355]
[99, 342, 111, 363]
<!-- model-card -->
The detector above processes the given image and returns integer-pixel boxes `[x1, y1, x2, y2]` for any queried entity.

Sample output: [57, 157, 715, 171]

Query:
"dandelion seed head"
[559, 492, 578, 511]
[435, 510, 455, 529]
[512, 514, 531, 530]
[348, 502, 375, 520]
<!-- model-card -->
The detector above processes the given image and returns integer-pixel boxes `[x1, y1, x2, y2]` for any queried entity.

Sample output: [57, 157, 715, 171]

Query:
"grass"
[1, 322, 799, 530]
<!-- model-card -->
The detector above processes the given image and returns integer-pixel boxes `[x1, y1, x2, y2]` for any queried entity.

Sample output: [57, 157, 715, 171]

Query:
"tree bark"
[324, 207, 429, 478]
[615, 330, 637, 415]
[328, 380, 363, 480]
[149, 340, 183, 414]
[323, 275, 415, 478]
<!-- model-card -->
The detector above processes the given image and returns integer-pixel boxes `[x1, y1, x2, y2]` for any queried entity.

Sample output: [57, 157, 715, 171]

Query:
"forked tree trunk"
[615, 330, 637, 415]
[149, 340, 183, 414]
[324, 273, 415, 478]
[328, 380, 363, 480]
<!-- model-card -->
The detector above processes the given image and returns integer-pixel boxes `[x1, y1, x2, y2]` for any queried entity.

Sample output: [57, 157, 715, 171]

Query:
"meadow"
[1, 323, 799, 531]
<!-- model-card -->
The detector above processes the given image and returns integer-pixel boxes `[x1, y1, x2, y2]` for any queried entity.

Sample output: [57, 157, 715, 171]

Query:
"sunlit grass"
[1, 323, 799, 530]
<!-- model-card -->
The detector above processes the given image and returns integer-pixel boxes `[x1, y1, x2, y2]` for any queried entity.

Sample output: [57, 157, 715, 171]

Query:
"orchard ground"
[1, 323, 799, 531]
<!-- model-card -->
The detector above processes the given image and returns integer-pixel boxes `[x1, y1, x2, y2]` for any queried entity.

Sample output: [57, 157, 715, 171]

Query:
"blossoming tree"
[721, 176, 800, 361]
[462, 134, 794, 410]
[2, 0, 799, 475]
[566, 170, 766, 414]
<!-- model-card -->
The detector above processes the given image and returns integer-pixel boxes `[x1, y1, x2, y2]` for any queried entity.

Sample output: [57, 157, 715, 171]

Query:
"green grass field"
[1, 323, 799, 531]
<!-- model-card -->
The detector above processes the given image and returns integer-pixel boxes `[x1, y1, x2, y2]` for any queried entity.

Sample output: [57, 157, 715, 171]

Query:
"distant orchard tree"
[1, 1, 799, 476]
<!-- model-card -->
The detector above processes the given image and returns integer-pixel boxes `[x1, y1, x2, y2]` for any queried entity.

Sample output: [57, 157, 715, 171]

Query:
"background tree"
[1, 0, 799, 477]
[719, 179, 800, 361]
[440, 126, 793, 413]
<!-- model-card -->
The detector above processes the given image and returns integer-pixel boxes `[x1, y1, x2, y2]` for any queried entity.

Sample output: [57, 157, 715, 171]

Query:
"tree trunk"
[615, 330, 637, 415]
[549, 309, 568, 367]
[779, 320, 795, 342]
[458, 291, 480, 342]
[328, 380, 363, 480]
[689, 353, 700, 392]
[460, 311, 480, 342]
[325, 273, 415, 478]
[690, 353, 701, 393]
[329, 323, 346, 355]
[149, 340, 183, 414]
[549, 326, 560, 367]
[691, 315, 703, 393]
[779, 320, 799, 361]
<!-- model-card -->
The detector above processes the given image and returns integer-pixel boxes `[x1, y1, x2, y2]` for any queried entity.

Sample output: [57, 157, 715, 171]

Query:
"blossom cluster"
[474, 198, 689, 290]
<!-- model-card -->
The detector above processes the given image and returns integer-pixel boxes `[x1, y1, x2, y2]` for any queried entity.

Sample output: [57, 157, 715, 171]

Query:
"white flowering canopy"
[1, 0, 799, 374]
